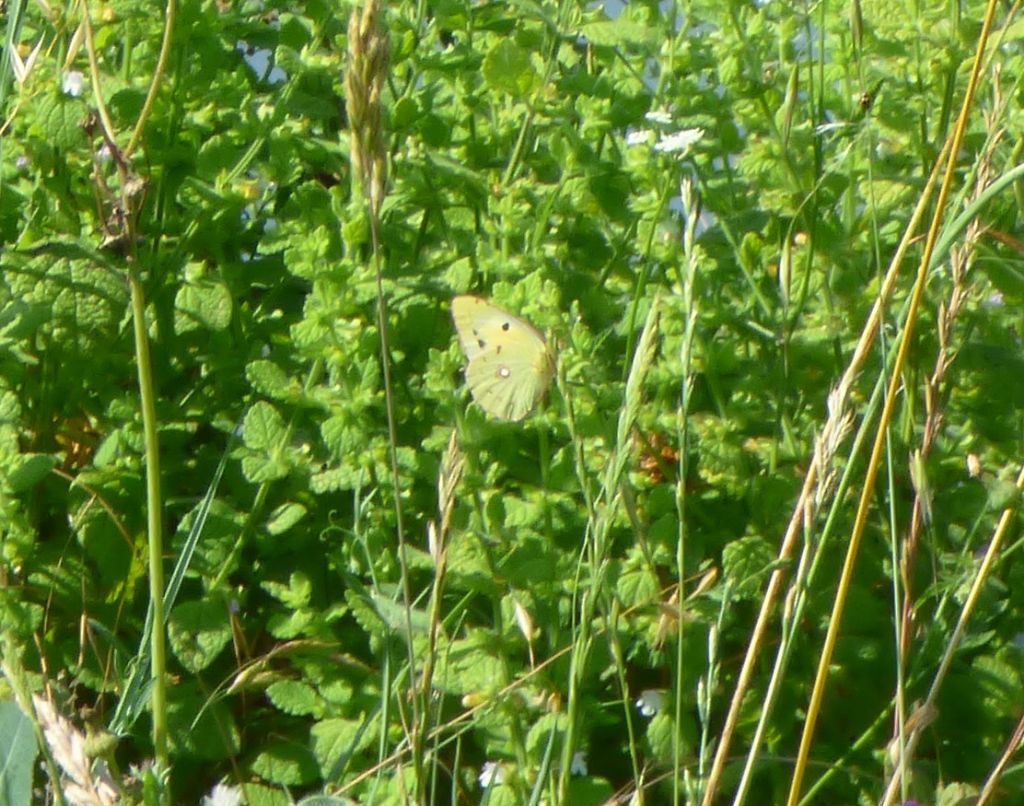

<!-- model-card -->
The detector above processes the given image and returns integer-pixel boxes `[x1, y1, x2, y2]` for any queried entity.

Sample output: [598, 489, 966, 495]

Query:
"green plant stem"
[127, 265, 168, 779]
[786, 0, 998, 800]
[126, 0, 176, 156]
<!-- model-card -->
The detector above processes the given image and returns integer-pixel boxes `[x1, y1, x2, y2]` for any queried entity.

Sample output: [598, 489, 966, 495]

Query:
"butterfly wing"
[451, 295, 554, 421]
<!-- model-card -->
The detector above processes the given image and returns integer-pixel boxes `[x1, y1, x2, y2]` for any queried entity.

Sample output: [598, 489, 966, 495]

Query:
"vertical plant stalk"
[888, 125, 998, 797]
[699, 133, 949, 805]
[880, 459, 1024, 806]
[127, 262, 168, 773]
[81, 0, 171, 779]
[675, 179, 700, 804]
[557, 298, 660, 802]
[785, 1, 999, 801]
[418, 432, 462, 787]
[346, 3, 425, 797]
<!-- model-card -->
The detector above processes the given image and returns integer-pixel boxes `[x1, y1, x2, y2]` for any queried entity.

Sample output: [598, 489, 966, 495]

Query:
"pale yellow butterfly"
[451, 295, 555, 421]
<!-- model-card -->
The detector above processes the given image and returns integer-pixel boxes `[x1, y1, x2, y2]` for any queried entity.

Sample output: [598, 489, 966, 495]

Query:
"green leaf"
[37, 94, 88, 149]
[246, 360, 296, 400]
[581, 20, 655, 48]
[251, 742, 319, 786]
[0, 700, 38, 806]
[243, 401, 287, 451]
[482, 40, 539, 98]
[433, 634, 505, 697]
[174, 278, 233, 333]
[262, 572, 313, 608]
[167, 685, 240, 760]
[267, 680, 324, 717]
[615, 554, 660, 610]
[311, 716, 376, 777]
[267, 502, 308, 535]
[5, 453, 56, 492]
[168, 599, 232, 673]
[722, 536, 776, 600]
[240, 783, 292, 806]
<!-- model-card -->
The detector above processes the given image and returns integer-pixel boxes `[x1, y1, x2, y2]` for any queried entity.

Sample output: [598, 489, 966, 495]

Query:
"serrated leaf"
[175, 279, 233, 333]
[243, 401, 286, 451]
[310, 464, 364, 492]
[247, 360, 296, 399]
[345, 589, 388, 641]
[311, 716, 376, 777]
[267, 680, 324, 717]
[722, 536, 775, 600]
[645, 711, 675, 761]
[241, 453, 291, 483]
[369, 590, 430, 634]
[615, 561, 660, 610]
[37, 94, 88, 149]
[262, 572, 312, 608]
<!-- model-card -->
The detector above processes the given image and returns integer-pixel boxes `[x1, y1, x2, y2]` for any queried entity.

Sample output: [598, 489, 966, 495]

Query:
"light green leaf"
[581, 20, 655, 47]
[722, 536, 776, 600]
[174, 279, 233, 333]
[243, 402, 286, 451]
[5, 453, 57, 492]
[482, 40, 539, 97]
[311, 716, 376, 776]
[267, 502, 307, 535]
[246, 360, 296, 399]
[267, 680, 324, 717]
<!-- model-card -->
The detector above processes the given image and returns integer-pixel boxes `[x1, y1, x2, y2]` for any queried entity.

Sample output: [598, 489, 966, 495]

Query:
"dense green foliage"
[3, 0, 1024, 802]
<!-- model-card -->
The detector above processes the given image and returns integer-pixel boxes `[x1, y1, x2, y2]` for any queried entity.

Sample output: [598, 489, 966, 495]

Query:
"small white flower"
[202, 783, 243, 806]
[626, 128, 654, 146]
[570, 751, 588, 776]
[636, 689, 665, 717]
[62, 70, 85, 97]
[645, 109, 673, 125]
[478, 761, 503, 788]
[653, 128, 703, 155]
